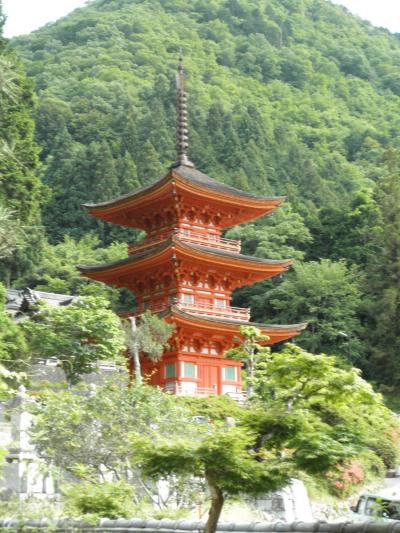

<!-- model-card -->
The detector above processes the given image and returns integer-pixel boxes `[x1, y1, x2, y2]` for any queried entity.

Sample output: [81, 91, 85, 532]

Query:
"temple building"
[79, 60, 306, 397]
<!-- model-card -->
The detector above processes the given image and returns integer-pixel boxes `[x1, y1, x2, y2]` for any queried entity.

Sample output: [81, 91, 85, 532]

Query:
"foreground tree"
[28, 341, 398, 528]
[141, 424, 288, 533]
[140, 344, 398, 532]
[123, 311, 174, 385]
[225, 325, 268, 396]
[252, 344, 399, 486]
[22, 296, 125, 385]
[30, 383, 202, 513]
[0, 283, 29, 392]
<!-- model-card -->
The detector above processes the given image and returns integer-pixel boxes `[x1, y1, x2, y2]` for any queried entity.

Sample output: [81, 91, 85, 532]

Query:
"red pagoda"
[79, 60, 306, 397]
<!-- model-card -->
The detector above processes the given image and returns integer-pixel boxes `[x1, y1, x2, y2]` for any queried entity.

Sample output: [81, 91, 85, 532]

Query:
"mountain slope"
[11, 0, 400, 243]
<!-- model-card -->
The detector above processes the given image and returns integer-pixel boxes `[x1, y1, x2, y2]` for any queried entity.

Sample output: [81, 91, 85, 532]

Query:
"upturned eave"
[82, 165, 285, 228]
[78, 236, 292, 285]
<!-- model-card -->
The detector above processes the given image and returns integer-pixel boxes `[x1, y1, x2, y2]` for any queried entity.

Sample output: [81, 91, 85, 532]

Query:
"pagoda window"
[215, 298, 226, 308]
[201, 346, 210, 354]
[224, 367, 236, 381]
[183, 362, 196, 378]
[165, 363, 176, 378]
[182, 293, 194, 304]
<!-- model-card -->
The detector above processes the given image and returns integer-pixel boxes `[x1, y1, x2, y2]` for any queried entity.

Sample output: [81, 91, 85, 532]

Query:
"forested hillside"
[4, 0, 400, 388]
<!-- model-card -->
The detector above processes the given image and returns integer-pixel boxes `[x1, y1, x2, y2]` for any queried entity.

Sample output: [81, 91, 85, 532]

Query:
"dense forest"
[2, 0, 400, 390]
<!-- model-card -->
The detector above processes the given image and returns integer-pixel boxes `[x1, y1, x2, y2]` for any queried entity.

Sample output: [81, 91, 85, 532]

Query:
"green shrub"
[63, 481, 136, 518]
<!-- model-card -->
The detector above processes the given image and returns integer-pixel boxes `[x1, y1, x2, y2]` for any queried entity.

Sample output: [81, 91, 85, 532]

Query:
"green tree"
[137, 140, 163, 183]
[364, 150, 400, 387]
[25, 233, 127, 304]
[269, 259, 363, 361]
[0, 283, 29, 379]
[123, 311, 175, 385]
[140, 424, 289, 533]
[22, 296, 125, 385]
[0, 29, 45, 283]
[0, 205, 26, 260]
[30, 383, 201, 512]
[225, 325, 268, 396]
[140, 343, 399, 532]
[252, 343, 399, 480]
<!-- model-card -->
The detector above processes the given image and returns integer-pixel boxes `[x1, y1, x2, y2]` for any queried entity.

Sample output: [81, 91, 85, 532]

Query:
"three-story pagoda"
[79, 60, 306, 396]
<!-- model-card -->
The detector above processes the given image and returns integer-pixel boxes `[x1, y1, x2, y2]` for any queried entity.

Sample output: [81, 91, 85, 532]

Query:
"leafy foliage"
[123, 311, 175, 385]
[0, 283, 29, 377]
[62, 480, 137, 519]
[30, 383, 203, 513]
[21, 296, 126, 384]
[252, 343, 399, 474]
[23, 233, 134, 310]
[10, 0, 400, 249]
[268, 259, 363, 361]
[225, 325, 269, 395]
[0, 32, 45, 284]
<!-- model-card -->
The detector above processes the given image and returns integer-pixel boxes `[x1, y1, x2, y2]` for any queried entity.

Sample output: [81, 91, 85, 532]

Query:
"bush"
[63, 481, 136, 518]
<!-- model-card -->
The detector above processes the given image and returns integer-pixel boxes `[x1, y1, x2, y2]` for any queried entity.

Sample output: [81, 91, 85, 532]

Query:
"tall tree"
[364, 150, 400, 387]
[0, 19, 45, 284]
[225, 325, 269, 396]
[124, 311, 174, 385]
[268, 259, 363, 361]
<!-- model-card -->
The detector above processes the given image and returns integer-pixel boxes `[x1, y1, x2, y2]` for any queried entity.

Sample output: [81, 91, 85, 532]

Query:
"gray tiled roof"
[6, 288, 75, 318]
[169, 306, 307, 332]
[83, 164, 284, 209]
[78, 236, 291, 273]
[0, 519, 393, 533]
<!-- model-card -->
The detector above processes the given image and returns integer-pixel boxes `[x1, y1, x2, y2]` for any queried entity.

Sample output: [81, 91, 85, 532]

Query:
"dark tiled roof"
[78, 237, 291, 273]
[169, 306, 307, 332]
[176, 165, 284, 201]
[83, 164, 284, 209]
[6, 288, 76, 319]
[0, 518, 381, 532]
[187, 242, 291, 265]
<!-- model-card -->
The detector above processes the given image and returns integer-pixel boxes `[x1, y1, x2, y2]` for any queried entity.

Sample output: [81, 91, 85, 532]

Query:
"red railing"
[176, 230, 241, 252]
[177, 302, 250, 321]
[134, 301, 250, 321]
[164, 384, 248, 403]
[128, 234, 166, 254]
[165, 384, 218, 396]
[128, 230, 241, 254]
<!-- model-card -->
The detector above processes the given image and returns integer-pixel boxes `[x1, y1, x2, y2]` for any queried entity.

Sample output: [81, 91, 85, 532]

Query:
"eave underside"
[83, 166, 285, 228]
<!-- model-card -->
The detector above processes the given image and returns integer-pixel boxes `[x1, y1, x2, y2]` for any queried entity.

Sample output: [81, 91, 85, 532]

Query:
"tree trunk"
[129, 317, 142, 385]
[247, 350, 254, 396]
[204, 473, 224, 533]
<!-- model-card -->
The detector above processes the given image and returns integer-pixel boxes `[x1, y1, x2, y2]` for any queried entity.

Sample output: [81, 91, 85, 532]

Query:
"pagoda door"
[201, 365, 219, 394]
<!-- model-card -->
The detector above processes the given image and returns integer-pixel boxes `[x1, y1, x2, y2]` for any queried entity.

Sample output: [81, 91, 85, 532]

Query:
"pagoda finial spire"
[173, 54, 194, 168]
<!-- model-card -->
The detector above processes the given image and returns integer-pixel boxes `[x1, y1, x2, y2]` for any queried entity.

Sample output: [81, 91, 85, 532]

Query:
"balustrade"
[128, 229, 241, 254]
[134, 301, 250, 321]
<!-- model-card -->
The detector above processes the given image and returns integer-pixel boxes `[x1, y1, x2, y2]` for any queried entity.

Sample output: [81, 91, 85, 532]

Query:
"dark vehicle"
[351, 494, 400, 521]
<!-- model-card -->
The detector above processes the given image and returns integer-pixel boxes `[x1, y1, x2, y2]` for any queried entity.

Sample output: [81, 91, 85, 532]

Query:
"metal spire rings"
[173, 55, 194, 168]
